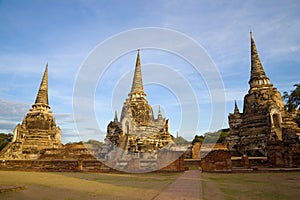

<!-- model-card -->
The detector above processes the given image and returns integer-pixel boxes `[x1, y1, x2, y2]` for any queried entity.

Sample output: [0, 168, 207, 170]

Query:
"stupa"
[105, 50, 174, 160]
[0, 64, 62, 159]
[227, 33, 300, 166]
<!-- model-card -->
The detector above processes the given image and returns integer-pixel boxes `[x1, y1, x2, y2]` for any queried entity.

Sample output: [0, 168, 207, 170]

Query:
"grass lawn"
[202, 172, 300, 200]
[0, 171, 181, 200]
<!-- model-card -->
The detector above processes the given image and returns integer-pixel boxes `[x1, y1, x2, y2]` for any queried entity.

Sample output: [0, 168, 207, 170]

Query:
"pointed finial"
[35, 64, 49, 106]
[249, 32, 271, 89]
[114, 110, 118, 122]
[158, 105, 162, 119]
[130, 49, 145, 95]
[234, 100, 240, 114]
[136, 49, 141, 67]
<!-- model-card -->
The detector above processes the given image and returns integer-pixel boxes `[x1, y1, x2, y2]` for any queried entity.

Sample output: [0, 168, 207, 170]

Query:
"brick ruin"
[0, 56, 183, 173]
[227, 32, 300, 167]
[101, 50, 177, 172]
[191, 142, 228, 159]
[1, 34, 299, 172]
[0, 65, 62, 160]
[200, 150, 232, 172]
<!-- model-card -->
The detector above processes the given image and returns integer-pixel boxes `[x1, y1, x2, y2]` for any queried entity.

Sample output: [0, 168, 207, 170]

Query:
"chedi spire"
[130, 49, 145, 96]
[114, 110, 118, 122]
[35, 64, 49, 106]
[249, 32, 271, 89]
[234, 100, 240, 114]
[0, 63, 62, 160]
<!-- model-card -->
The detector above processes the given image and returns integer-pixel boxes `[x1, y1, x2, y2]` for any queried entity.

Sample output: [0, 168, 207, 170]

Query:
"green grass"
[202, 172, 300, 200]
[2, 170, 300, 200]
[0, 171, 181, 200]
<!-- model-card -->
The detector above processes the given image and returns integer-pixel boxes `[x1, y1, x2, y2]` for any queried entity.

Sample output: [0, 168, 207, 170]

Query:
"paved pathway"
[154, 170, 202, 200]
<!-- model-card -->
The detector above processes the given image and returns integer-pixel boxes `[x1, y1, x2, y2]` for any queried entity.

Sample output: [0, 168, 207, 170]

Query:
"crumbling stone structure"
[104, 50, 174, 160]
[200, 150, 232, 172]
[191, 142, 228, 159]
[0, 65, 62, 160]
[227, 32, 300, 167]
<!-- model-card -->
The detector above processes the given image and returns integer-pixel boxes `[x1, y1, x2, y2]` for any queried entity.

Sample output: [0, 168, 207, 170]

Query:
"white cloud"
[0, 99, 29, 132]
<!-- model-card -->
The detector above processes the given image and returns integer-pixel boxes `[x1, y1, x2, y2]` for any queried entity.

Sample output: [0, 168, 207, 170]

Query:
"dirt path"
[154, 170, 202, 200]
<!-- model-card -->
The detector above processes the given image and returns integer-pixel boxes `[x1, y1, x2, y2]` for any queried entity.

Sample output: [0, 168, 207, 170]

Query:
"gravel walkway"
[154, 170, 202, 200]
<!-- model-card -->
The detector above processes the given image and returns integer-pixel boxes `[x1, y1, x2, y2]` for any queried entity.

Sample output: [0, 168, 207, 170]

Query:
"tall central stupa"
[105, 50, 174, 159]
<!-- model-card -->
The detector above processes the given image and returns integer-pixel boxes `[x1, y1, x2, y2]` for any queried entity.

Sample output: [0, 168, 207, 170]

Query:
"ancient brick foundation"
[0, 153, 185, 172]
[267, 142, 300, 168]
[0, 159, 112, 172]
[231, 156, 268, 168]
[158, 151, 185, 172]
[200, 150, 232, 172]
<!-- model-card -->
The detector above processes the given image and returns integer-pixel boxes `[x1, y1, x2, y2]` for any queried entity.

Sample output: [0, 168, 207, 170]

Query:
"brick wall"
[200, 150, 232, 172]
[0, 154, 185, 173]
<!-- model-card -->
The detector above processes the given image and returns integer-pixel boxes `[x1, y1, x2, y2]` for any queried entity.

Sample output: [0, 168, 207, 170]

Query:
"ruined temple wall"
[200, 150, 232, 172]
[0, 157, 185, 172]
[228, 113, 242, 136]
[241, 88, 284, 132]
[0, 147, 185, 173]
[231, 156, 268, 168]
[226, 135, 241, 156]
[191, 142, 201, 159]
[158, 157, 185, 172]
[0, 159, 113, 172]
[157, 151, 185, 171]
[243, 88, 284, 115]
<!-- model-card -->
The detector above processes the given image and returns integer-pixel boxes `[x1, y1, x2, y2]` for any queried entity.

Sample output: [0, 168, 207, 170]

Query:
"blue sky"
[0, 0, 299, 143]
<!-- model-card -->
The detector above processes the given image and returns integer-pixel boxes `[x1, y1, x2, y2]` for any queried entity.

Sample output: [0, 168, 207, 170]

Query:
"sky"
[0, 0, 299, 143]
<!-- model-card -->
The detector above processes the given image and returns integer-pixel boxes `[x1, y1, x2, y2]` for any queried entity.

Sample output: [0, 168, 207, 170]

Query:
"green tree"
[217, 129, 230, 143]
[179, 129, 231, 145]
[283, 84, 300, 112]
[192, 135, 204, 144]
[283, 84, 300, 127]
[0, 133, 13, 151]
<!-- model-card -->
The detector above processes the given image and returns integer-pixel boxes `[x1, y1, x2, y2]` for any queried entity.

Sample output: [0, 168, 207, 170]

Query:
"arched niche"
[269, 107, 282, 141]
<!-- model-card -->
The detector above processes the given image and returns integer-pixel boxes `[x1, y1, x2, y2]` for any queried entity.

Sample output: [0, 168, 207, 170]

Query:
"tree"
[283, 84, 300, 127]
[217, 129, 230, 143]
[283, 84, 300, 112]
[192, 135, 204, 144]
[192, 128, 229, 144]
[0, 133, 13, 151]
[204, 129, 229, 143]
